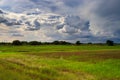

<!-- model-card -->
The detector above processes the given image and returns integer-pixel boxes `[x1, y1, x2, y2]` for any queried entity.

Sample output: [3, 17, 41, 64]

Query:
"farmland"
[0, 45, 120, 80]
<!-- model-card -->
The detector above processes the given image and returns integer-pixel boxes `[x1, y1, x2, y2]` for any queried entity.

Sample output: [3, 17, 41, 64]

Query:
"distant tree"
[12, 40, 22, 45]
[29, 41, 41, 45]
[52, 41, 71, 45]
[61, 41, 71, 45]
[52, 41, 60, 45]
[76, 41, 81, 45]
[88, 42, 92, 45]
[21, 41, 28, 45]
[0, 42, 6, 45]
[42, 42, 51, 45]
[106, 40, 114, 46]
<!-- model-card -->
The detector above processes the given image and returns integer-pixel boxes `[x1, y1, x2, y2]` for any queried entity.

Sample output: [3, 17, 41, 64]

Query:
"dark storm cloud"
[62, 0, 83, 7]
[95, 0, 120, 18]
[98, 0, 120, 38]
[50, 6, 59, 12]
[30, 0, 52, 4]
[80, 0, 120, 41]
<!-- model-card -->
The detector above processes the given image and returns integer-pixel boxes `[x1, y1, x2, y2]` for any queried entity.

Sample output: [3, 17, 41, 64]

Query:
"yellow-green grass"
[0, 45, 120, 80]
[0, 45, 120, 52]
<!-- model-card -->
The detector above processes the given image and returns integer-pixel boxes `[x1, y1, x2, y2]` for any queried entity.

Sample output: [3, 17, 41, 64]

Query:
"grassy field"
[0, 45, 120, 80]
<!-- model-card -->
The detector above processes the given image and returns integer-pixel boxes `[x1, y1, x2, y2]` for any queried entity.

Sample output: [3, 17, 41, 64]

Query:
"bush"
[106, 40, 114, 46]
[29, 41, 41, 45]
[12, 40, 22, 45]
[76, 41, 81, 45]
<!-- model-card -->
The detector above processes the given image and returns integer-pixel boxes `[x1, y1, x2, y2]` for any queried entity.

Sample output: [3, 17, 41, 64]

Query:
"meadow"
[0, 45, 120, 80]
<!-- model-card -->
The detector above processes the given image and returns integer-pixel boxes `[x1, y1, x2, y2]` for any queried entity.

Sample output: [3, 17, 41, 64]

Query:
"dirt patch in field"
[91, 50, 120, 59]
[25, 50, 120, 61]
[25, 52, 84, 58]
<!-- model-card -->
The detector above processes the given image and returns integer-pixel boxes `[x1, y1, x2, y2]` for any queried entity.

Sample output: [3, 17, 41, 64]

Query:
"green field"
[0, 45, 120, 80]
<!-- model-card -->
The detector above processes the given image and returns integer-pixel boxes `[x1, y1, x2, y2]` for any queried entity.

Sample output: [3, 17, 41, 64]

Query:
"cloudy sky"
[0, 0, 120, 43]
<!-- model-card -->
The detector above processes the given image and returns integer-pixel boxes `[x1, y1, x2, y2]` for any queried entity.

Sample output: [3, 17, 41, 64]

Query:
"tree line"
[0, 40, 115, 46]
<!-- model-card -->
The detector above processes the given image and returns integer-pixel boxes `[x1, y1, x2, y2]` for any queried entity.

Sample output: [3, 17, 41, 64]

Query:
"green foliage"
[0, 45, 120, 80]
[21, 41, 28, 45]
[106, 40, 114, 46]
[29, 41, 41, 45]
[12, 40, 22, 46]
[52, 41, 71, 45]
[0, 45, 120, 53]
[76, 41, 81, 45]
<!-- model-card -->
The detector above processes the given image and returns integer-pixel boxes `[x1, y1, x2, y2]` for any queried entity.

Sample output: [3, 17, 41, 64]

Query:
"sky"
[0, 0, 120, 43]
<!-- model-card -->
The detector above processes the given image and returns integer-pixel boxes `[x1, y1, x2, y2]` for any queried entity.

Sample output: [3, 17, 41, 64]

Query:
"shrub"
[76, 41, 81, 45]
[106, 40, 114, 46]
[12, 40, 22, 45]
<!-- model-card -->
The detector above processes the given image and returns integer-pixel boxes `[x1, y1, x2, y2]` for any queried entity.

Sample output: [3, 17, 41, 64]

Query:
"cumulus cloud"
[0, 0, 120, 42]
[57, 15, 90, 35]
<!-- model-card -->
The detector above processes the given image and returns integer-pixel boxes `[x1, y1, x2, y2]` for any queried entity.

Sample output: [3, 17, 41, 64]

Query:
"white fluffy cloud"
[0, 9, 90, 42]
